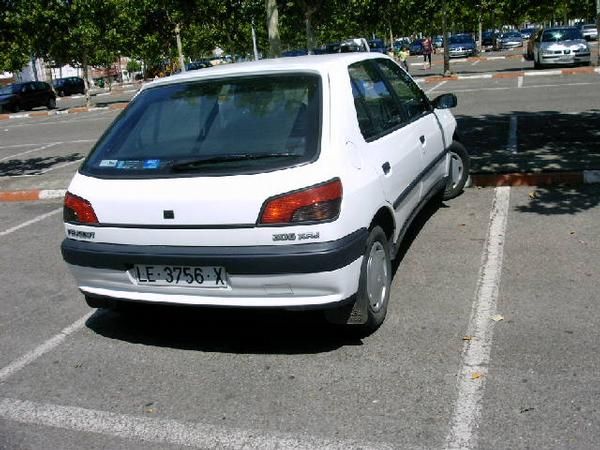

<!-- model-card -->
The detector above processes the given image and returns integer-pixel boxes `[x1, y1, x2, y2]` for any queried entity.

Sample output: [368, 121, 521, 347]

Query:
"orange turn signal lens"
[259, 179, 342, 225]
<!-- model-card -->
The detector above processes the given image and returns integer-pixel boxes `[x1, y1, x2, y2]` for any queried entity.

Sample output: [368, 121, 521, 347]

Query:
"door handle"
[419, 135, 426, 144]
[382, 162, 391, 174]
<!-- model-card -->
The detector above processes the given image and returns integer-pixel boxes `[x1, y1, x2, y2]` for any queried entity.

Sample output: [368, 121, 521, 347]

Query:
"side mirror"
[432, 93, 457, 109]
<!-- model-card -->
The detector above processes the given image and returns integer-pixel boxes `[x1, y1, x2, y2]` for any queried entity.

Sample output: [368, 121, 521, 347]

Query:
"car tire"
[12, 103, 21, 113]
[47, 97, 56, 109]
[355, 226, 392, 334]
[443, 141, 470, 201]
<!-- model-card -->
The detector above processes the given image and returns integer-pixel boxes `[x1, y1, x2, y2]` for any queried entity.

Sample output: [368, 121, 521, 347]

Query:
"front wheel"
[443, 141, 470, 200]
[47, 97, 56, 109]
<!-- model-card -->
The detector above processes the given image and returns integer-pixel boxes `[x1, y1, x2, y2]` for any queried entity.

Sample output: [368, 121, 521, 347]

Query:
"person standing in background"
[422, 36, 433, 69]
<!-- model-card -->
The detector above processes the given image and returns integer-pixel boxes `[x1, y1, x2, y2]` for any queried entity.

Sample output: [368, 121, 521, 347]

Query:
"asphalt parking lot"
[1, 52, 599, 449]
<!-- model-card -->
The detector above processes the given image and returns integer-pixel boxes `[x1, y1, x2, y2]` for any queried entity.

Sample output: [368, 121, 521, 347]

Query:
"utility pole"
[175, 23, 185, 72]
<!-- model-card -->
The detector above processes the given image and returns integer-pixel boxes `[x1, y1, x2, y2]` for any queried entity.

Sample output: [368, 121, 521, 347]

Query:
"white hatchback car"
[61, 53, 469, 333]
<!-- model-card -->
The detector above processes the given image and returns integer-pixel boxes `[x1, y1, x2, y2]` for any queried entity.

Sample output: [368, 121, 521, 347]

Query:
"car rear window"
[81, 73, 321, 177]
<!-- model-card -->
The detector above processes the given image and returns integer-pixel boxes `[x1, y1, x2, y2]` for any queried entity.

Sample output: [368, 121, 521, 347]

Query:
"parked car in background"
[433, 35, 444, 48]
[186, 61, 212, 71]
[53, 77, 85, 96]
[497, 31, 524, 49]
[580, 24, 598, 41]
[409, 39, 425, 55]
[481, 31, 497, 50]
[532, 26, 591, 68]
[60, 53, 468, 335]
[0, 81, 56, 113]
[448, 34, 477, 57]
[368, 38, 386, 53]
[520, 27, 538, 40]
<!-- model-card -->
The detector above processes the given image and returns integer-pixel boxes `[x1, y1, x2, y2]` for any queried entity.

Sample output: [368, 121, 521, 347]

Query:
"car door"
[373, 59, 446, 198]
[347, 60, 423, 231]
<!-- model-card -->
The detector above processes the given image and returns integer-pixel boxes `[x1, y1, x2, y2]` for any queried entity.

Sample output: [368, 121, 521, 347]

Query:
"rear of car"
[61, 54, 462, 333]
[580, 24, 598, 41]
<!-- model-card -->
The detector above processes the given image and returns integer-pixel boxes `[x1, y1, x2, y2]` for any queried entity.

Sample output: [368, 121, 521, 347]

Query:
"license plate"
[133, 265, 227, 287]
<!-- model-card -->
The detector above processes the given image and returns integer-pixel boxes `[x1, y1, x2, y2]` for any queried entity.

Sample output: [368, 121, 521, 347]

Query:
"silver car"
[532, 27, 591, 68]
[580, 24, 598, 41]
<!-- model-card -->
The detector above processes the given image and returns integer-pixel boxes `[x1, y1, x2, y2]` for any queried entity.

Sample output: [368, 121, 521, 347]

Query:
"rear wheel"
[47, 97, 56, 109]
[355, 226, 392, 334]
[443, 141, 470, 200]
[12, 103, 21, 113]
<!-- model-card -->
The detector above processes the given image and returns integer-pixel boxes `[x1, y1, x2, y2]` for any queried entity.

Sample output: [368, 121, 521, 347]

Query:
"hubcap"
[366, 241, 389, 312]
[450, 152, 464, 189]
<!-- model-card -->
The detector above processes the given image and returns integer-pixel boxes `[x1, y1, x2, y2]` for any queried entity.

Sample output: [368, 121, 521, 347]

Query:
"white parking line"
[457, 74, 493, 80]
[0, 208, 62, 237]
[471, 60, 480, 66]
[0, 312, 92, 382]
[0, 397, 393, 449]
[0, 139, 94, 150]
[445, 186, 511, 450]
[517, 76, 523, 88]
[524, 70, 562, 76]
[425, 80, 447, 94]
[0, 143, 59, 162]
[508, 116, 518, 154]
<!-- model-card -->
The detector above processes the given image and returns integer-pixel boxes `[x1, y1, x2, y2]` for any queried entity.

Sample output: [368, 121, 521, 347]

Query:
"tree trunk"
[306, 13, 314, 53]
[175, 23, 185, 72]
[82, 53, 91, 108]
[596, 0, 600, 66]
[266, 0, 281, 58]
[442, 5, 450, 76]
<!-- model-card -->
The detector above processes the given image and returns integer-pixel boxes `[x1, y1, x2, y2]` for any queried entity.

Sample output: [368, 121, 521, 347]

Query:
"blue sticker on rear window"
[143, 159, 160, 169]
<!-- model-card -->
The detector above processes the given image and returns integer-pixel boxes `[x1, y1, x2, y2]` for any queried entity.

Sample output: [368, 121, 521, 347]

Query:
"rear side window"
[349, 61, 404, 140]
[82, 73, 321, 177]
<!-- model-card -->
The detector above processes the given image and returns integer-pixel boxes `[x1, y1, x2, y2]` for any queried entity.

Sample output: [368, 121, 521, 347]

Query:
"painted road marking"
[524, 70, 562, 76]
[471, 60, 480, 66]
[0, 208, 62, 237]
[0, 139, 94, 150]
[508, 116, 518, 154]
[425, 80, 447, 94]
[517, 76, 523, 88]
[457, 74, 492, 80]
[0, 143, 59, 162]
[0, 397, 393, 449]
[445, 186, 511, 449]
[0, 312, 93, 382]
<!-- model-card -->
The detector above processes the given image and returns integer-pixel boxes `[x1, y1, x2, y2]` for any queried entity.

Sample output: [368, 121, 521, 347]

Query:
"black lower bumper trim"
[61, 228, 368, 275]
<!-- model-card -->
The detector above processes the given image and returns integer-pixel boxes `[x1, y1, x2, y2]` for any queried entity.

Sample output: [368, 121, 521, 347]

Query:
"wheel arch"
[369, 206, 395, 242]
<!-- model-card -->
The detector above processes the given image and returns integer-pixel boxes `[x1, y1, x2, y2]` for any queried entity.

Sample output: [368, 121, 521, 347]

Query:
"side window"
[375, 59, 430, 120]
[348, 61, 405, 140]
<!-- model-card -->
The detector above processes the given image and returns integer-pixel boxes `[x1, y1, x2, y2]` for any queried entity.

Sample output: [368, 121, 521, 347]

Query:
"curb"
[0, 102, 128, 121]
[1, 171, 599, 202]
[422, 66, 600, 83]
[0, 189, 66, 202]
[471, 170, 600, 187]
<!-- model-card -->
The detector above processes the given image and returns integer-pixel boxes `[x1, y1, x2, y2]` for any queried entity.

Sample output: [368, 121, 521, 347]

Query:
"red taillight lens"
[259, 179, 342, 225]
[63, 192, 99, 224]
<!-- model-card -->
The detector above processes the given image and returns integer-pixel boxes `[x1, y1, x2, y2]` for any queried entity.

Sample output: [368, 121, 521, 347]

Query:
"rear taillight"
[63, 192, 99, 224]
[258, 179, 342, 225]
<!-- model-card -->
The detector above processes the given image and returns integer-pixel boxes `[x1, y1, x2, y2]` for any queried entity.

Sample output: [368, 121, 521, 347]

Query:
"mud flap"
[323, 295, 368, 325]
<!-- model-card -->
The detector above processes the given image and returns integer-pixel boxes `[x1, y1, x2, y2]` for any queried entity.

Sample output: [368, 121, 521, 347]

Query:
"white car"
[61, 53, 469, 334]
[532, 27, 591, 68]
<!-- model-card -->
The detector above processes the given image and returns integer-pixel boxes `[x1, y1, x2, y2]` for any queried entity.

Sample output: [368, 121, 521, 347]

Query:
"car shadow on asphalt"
[85, 305, 365, 355]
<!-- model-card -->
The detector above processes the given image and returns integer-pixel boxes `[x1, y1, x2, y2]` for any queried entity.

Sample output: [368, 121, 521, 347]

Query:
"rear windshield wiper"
[170, 153, 300, 171]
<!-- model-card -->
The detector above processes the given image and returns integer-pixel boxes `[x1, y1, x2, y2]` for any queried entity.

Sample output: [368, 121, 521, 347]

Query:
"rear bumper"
[62, 229, 368, 308]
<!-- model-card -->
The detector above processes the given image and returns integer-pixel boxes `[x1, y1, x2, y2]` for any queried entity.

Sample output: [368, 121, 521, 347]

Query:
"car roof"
[140, 53, 391, 92]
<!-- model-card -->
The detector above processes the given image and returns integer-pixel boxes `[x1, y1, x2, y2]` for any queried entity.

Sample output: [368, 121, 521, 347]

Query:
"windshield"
[82, 73, 321, 177]
[449, 35, 473, 44]
[0, 85, 17, 95]
[504, 32, 521, 38]
[542, 29, 583, 42]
